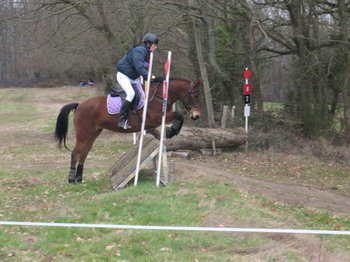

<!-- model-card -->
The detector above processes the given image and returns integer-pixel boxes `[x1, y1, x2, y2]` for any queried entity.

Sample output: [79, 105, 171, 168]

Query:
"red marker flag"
[244, 68, 252, 79]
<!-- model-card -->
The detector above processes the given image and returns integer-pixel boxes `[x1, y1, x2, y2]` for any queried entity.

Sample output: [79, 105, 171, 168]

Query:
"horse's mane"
[152, 77, 190, 83]
[169, 77, 190, 82]
[151, 78, 191, 91]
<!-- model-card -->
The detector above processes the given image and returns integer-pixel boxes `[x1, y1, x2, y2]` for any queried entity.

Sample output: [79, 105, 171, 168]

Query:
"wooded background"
[1, 0, 349, 144]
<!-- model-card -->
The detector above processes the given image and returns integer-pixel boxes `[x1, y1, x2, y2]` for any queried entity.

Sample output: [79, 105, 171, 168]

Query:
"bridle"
[149, 81, 200, 111]
[178, 81, 200, 111]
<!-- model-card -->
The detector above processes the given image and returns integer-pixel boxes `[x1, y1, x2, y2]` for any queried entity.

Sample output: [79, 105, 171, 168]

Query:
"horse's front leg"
[166, 112, 184, 139]
[147, 128, 161, 140]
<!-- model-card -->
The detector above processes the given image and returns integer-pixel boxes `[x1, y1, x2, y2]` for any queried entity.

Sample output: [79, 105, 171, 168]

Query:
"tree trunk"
[163, 127, 247, 151]
[338, 0, 350, 144]
[188, 0, 215, 127]
[285, 0, 328, 137]
[239, 0, 264, 115]
[344, 65, 350, 144]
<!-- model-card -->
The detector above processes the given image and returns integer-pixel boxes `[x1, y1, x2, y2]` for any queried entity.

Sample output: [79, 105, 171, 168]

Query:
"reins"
[148, 82, 164, 103]
[147, 80, 198, 110]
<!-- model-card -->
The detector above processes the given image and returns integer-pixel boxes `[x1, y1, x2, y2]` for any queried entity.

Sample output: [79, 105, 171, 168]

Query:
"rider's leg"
[116, 72, 135, 129]
[118, 100, 133, 129]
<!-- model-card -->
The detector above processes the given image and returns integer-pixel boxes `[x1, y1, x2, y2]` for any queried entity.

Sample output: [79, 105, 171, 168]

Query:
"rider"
[116, 33, 159, 129]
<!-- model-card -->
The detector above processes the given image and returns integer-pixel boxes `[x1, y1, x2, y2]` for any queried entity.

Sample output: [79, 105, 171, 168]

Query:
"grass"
[0, 174, 271, 261]
[0, 86, 349, 261]
[1, 169, 349, 261]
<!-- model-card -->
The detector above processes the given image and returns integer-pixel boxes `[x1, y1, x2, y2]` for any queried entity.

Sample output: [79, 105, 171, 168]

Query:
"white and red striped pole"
[156, 51, 172, 187]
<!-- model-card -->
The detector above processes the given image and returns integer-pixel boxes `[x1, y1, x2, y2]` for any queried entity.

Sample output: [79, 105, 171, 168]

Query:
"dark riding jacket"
[116, 44, 150, 80]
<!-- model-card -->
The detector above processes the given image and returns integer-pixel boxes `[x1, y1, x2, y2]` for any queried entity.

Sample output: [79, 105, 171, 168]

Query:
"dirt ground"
[172, 152, 350, 261]
[171, 151, 350, 262]
[175, 160, 350, 215]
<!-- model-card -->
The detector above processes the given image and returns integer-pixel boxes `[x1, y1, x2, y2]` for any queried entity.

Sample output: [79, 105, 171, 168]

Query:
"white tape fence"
[0, 221, 349, 235]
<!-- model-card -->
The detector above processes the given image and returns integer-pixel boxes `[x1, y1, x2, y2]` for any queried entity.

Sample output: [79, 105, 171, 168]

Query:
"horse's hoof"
[166, 127, 177, 139]
[76, 177, 82, 183]
[68, 178, 76, 183]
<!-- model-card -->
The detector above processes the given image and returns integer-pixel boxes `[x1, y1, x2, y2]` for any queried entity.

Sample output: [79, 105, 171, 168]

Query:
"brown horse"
[54, 79, 202, 183]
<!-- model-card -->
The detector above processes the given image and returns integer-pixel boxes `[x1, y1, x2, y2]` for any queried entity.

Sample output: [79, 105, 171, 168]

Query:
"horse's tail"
[54, 103, 79, 150]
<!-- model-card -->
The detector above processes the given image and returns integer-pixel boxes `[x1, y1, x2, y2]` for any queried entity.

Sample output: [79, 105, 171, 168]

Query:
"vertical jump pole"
[156, 51, 172, 187]
[134, 52, 154, 186]
[243, 67, 252, 149]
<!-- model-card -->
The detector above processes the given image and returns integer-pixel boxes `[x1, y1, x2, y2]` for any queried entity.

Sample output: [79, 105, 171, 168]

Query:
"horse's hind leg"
[68, 129, 102, 183]
[68, 146, 81, 183]
[74, 139, 96, 183]
[68, 147, 84, 183]
[68, 160, 77, 183]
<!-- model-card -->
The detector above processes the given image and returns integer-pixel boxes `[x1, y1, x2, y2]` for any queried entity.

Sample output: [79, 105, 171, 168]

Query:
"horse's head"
[169, 79, 202, 120]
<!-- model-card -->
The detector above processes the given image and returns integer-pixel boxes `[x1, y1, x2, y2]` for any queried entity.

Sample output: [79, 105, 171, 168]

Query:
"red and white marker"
[156, 51, 172, 187]
[243, 68, 252, 132]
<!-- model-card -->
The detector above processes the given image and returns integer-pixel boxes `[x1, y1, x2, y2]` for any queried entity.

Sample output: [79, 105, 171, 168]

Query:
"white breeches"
[116, 72, 141, 102]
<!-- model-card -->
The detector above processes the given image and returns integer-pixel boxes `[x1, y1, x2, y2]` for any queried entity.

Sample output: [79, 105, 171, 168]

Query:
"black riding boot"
[118, 100, 132, 129]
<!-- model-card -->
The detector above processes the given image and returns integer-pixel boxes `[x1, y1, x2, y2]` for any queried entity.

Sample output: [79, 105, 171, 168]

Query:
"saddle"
[107, 83, 145, 114]
[110, 83, 142, 110]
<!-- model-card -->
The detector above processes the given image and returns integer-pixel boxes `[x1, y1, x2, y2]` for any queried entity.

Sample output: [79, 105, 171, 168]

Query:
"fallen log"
[150, 126, 247, 151]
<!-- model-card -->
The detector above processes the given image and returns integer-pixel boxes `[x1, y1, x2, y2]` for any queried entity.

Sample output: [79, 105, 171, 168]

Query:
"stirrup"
[118, 119, 131, 129]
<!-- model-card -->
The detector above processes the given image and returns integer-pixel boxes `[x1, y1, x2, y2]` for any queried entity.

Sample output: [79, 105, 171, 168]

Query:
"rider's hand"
[151, 75, 165, 82]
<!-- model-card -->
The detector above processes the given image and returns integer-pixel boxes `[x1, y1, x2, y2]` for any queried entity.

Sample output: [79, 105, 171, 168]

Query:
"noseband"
[179, 82, 199, 110]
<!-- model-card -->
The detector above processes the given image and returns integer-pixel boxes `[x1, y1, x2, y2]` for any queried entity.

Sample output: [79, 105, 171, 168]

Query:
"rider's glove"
[151, 75, 165, 82]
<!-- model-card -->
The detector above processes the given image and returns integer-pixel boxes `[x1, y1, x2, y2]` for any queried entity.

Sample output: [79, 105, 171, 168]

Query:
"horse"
[54, 79, 202, 183]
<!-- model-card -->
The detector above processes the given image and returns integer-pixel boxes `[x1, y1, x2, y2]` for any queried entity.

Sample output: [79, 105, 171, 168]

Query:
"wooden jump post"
[109, 135, 169, 191]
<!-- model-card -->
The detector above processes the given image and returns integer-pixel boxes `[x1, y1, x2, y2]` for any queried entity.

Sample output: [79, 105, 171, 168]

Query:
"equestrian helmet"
[142, 33, 159, 45]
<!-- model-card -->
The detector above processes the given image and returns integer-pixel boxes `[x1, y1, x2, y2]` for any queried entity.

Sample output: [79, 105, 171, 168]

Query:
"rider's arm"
[132, 47, 149, 80]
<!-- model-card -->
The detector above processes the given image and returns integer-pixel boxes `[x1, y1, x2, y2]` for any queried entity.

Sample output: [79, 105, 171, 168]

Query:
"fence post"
[221, 105, 229, 128]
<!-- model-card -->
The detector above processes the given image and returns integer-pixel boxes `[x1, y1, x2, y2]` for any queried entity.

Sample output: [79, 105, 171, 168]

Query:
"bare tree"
[335, 0, 350, 143]
[188, 0, 215, 127]
[2, 0, 350, 141]
[250, 0, 350, 140]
